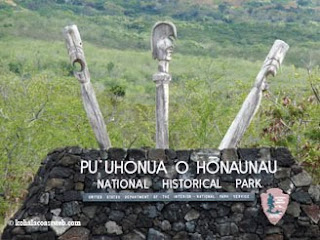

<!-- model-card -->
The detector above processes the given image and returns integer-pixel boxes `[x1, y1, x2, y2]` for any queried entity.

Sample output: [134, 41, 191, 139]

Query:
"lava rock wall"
[2, 147, 320, 240]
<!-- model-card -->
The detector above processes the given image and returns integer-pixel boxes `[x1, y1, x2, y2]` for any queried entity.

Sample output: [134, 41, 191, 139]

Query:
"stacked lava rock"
[2, 147, 320, 240]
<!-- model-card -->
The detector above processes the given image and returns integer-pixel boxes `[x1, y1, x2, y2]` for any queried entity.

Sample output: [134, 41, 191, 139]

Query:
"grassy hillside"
[0, 0, 319, 230]
[1, 0, 320, 65]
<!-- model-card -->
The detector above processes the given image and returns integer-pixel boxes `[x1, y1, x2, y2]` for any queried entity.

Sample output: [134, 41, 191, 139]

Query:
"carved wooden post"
[219, 40, 289, 150]
[151, 22, 177, 149]
[63, 25, 111, 150]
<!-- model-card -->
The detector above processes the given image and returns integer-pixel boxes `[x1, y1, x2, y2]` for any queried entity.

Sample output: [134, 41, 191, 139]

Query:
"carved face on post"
[156, 37, 174, 61]
[151, 22, 177, 63]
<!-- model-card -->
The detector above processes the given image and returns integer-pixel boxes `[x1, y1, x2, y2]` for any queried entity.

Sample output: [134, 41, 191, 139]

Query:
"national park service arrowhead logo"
[261, 188, 289, 225]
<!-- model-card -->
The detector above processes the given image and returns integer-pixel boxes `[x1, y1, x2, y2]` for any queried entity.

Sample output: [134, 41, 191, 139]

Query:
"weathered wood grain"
[64, 25, 111, 150]
[151, 22, 177, 149]
[219, 40, 289, 150]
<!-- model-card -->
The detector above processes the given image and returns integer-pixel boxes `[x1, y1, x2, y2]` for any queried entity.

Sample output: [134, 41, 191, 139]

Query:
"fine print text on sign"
[83, 192, 255, 202]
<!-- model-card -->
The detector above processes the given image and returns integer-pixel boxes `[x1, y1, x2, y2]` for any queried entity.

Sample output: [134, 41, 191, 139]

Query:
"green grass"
[0, 0, 319, 231]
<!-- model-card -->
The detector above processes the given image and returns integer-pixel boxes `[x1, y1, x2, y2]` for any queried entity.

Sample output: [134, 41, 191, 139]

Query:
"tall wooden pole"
[64, 25, 111, 150]
[151, 22, 177, 149]
[219, 40, 289, 150]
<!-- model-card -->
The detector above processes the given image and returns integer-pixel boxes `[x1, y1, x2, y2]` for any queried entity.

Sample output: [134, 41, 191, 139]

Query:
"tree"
[267, 193, 281, 214]
[297, 0, 309, 7]
[267, 193, 275, 213]
[218, 3, 229, 13]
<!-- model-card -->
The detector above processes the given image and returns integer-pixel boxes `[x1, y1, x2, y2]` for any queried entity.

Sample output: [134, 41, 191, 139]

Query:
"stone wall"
[2, 147, 320, 240]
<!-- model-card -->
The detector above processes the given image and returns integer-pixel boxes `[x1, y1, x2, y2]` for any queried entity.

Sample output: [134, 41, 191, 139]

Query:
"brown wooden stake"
[64, 25, 111, 150]
[219, 40, 289, 150]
